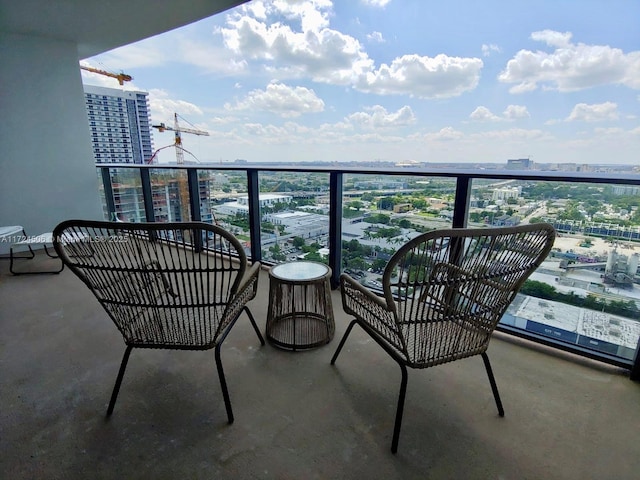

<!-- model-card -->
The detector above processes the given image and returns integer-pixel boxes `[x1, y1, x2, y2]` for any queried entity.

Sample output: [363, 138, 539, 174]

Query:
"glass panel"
[341, 174, 456, 289]
[96, 169, 109, 220]
[148, 168, 190, 222]
[470, 179, 640, 362]
[109, 168, 144, 222]
[258, 171, 330, 265]
[205, 170, 251, 254]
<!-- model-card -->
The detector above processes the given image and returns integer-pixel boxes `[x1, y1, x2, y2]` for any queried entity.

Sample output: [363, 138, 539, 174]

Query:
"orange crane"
[80, 65, 133, 85]
[150, 113, 209, 165]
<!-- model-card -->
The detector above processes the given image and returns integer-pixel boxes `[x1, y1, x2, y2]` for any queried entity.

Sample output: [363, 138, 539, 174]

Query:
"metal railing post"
[187, 168, 201, 222]
[100, 167, 116, 220]
[187, 168, 203, 251]
[140, 167, 156, 223]
[329, 172, 343, 289]
[452, 175, 471, 228]
[246, 169, 261, 262]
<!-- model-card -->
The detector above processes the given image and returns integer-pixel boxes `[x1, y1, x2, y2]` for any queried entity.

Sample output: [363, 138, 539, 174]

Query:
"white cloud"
[499, 30, 640, 93]
[221, 1, 483, 98]
[220, 10, 374, 84]
[148, 89, 204, 125]
[225, 83, 325, 118]
[472, 128, 550, 141]
[469, 105, 530, 122]
[177, 38, 248, 75]
[86, 26, 247, 77]
[88, 43, 168, 70]
[482, 44, 501, 57]
[503, 104, 530, 120]
[531, 30, 573, 48]
[359, 54, 483, 98]
[425, 127, 465, 142]
[367, 31, 385, 43]
[347, 105, 416, 129]
[361, 0, 393, 7]
[566, 102, 619, 122]
[470, 106, 501, 122]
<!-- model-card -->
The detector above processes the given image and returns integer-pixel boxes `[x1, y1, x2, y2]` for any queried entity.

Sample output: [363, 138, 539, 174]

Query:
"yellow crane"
[151, 113, 209, 165]
[80, 65, 133, 85]
[149, 113, 210, 222]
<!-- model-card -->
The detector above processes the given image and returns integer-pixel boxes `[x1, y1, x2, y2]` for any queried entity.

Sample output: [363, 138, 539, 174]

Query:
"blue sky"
[81, 0, 640, 166]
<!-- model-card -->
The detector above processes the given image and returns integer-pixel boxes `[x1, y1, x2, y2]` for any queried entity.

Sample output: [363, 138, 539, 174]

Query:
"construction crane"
[150, 113, 210, 165]
[80, 65, 133, 85]
[148, 113, 210, 222]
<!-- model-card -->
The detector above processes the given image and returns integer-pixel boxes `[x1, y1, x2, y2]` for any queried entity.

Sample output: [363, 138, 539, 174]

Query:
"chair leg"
[10, 243, 64, 275]
[330, 319, 358, 365]
[391, 364, 408, 454]
[481, 352, 504, 417]
[243, 306, 265, 346]
[9, 244, 35, 275]
[107, 345, 133, 417]
[215, 343, 234, 424]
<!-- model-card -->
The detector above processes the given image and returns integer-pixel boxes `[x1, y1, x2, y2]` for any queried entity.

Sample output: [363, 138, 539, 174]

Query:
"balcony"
[2, 1, 639, 477]
[97, 162, 640, 376]
[2, 251, 639, 478]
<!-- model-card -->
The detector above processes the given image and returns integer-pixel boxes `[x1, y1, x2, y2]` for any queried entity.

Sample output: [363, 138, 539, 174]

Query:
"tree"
[364, 213, 391, 224]
[304, 251, 325, 263]
[347, 200, 364, 211]
[519, 280, 556, 299]
[269, 243, 286, 261]
[469, 212, 482, 223]
[346, 257, 367, 271]
[377, 197, 396, 210]
[371, 258, 387, 272]
[361, 192, 375, 202]
[292, 236, 305, 248]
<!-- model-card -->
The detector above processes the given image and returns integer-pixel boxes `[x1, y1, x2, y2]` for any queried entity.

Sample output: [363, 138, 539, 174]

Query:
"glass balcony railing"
[96, 162, 640, 379]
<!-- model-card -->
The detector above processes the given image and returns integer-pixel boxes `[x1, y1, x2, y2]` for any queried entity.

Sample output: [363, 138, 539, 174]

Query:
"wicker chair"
[53, 220, 264, 423]
[332, 223, 556, 453]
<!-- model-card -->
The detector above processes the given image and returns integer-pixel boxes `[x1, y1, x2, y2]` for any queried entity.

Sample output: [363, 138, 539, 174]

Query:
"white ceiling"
[0, 0, 248, 59]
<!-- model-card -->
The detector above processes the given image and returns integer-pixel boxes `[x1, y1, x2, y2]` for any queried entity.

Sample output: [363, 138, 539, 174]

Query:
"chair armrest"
[341, 273, 390, 313]
[341, 274, 404, 353]
[219, 261, 261, 331]
[236, 262, 261, 300]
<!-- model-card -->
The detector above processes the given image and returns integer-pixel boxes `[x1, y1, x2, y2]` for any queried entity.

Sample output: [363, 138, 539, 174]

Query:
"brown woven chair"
[53, 220, 264, 423]
[332, 223, 556, 453]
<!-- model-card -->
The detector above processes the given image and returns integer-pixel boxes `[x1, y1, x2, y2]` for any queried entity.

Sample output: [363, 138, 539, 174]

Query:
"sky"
[80, 0, 640, 166]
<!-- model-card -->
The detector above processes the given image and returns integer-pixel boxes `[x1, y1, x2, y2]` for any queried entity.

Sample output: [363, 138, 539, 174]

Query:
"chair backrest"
[53, 220, 251, 349]
[382, 223, 555, 365]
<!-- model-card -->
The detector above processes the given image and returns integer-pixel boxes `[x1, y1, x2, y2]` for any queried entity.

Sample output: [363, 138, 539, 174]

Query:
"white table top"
[270, 261, 329, 281]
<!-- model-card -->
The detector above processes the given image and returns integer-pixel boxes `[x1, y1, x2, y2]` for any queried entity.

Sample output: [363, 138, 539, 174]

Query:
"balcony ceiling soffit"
[0, 0, 248, 59]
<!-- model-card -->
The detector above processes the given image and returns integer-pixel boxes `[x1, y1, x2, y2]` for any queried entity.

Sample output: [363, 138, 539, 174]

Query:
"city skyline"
[80, 0, 639, 166]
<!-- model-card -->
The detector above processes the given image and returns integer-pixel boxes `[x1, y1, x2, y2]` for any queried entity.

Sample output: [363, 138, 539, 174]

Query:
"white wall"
[0, 33, 103, 246]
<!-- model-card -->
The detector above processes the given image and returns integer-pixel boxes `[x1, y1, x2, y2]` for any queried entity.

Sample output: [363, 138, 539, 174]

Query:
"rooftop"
[2, 253, 640, 479]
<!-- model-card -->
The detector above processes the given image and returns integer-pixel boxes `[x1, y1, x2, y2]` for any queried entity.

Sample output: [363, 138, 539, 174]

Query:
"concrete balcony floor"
[2, 252, 640, 479]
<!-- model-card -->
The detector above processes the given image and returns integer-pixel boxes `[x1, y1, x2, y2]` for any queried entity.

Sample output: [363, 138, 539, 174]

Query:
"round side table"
[266, 261, 335, 351]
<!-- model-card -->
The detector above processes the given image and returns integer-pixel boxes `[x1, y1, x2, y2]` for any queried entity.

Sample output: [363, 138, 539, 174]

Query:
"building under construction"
[84, 84, 212, 223]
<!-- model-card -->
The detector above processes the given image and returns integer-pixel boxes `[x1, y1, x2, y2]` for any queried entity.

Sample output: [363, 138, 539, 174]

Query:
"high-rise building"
[83, 84, 153, 164]
[84, 84, 214, 223]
